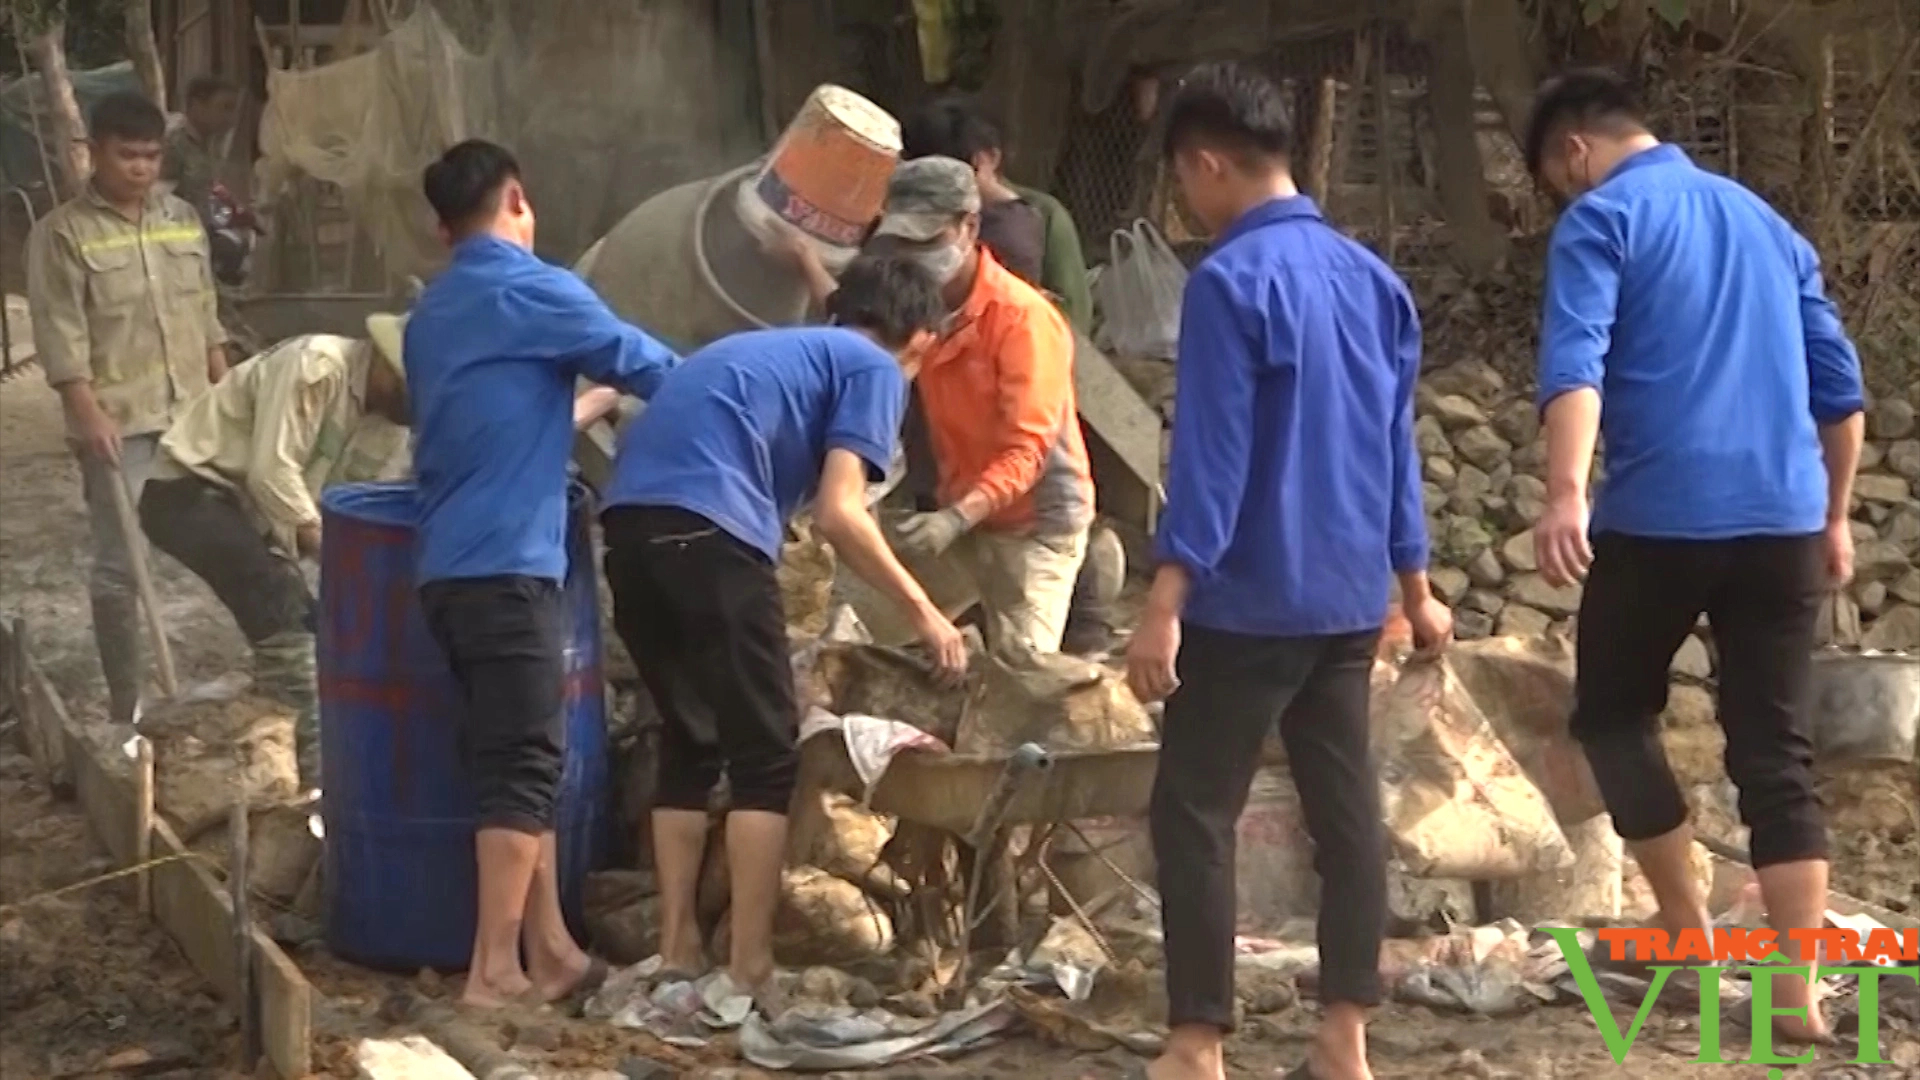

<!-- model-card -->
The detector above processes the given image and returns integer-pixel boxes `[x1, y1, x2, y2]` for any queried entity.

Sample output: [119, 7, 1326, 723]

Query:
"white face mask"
[906, 242, 966, 284]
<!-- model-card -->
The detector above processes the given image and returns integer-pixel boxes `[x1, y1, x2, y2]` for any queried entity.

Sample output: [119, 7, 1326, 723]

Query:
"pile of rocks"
[1411, 359, 1920, 654]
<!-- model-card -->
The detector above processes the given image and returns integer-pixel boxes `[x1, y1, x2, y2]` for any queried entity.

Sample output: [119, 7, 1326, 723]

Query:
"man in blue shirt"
[405, 139, 680, 1009]
[601, 255, 966, 1010]
[1526, 70, 1865, 1043]
[1124, 64, 1451, 1080]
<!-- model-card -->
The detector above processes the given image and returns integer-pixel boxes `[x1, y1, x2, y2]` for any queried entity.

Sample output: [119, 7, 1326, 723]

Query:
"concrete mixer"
[570, 167, 1163, 543]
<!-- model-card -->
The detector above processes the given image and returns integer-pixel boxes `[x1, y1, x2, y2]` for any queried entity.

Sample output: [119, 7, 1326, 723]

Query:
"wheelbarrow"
[1807, 647, 1920, 765]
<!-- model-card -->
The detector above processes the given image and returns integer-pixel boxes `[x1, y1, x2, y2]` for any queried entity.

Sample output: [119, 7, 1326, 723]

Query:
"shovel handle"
[105, 466, 178, 699]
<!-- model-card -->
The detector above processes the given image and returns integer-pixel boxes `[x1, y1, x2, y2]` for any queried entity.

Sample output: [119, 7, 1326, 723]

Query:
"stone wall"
[1412, 359, 1920, 655]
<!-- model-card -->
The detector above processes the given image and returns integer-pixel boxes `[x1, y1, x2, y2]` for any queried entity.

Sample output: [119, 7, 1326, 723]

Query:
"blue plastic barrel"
[317, 481, 609, 971]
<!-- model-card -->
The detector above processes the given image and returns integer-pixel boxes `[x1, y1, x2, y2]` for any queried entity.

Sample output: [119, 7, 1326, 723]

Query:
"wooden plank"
[64, 727, 138, 867]
[151, 818, 312, 1079]
[4, 620, 313, 1079]
[6, 621, 71, 791]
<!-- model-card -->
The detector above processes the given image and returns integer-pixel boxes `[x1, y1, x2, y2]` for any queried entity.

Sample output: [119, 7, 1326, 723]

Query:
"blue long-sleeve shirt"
[1538, 144, 1865, 540]
[1155, 197, 1428, 638]
[406, 235, 680, 584]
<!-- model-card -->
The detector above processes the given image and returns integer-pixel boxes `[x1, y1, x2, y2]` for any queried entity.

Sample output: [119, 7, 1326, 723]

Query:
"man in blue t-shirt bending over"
[601, 255, 968, 1009]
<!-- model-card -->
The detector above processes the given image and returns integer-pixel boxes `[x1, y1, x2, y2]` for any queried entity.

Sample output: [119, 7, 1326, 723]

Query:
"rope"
[0, 852, 214, 917]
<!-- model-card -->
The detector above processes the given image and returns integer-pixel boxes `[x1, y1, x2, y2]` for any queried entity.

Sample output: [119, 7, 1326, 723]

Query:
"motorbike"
[203, 182, 261, 289]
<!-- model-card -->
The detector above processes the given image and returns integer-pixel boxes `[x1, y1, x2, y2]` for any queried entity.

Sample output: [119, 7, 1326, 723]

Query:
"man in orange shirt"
[852, 157, 1095, 658]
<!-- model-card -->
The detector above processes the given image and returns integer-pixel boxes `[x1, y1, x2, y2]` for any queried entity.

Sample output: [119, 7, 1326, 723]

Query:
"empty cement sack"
[1447, 636, 1605, 825]
[1376, 658, 1574, 880]
[138, 687, 301, 841]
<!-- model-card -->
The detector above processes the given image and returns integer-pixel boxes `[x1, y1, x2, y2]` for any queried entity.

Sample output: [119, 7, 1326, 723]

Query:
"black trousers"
[1572, 531, 1828, 868]
[138, 475, 312, 644]
[419, 576, 568, 834]
[602, 506, 799, 816]
[1150, 625, 1386, 1029]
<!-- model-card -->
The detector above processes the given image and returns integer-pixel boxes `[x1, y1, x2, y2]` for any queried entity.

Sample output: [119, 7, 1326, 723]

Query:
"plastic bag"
[1093, 219, 1187, 360]
[1375, 658, 1575, 880]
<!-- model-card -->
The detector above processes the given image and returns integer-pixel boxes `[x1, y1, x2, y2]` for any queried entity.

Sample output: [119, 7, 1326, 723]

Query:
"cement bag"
[1447, 636, 1606, 825]
[1376, 658, 1574, 879]
[1093, 220, 1186, 360]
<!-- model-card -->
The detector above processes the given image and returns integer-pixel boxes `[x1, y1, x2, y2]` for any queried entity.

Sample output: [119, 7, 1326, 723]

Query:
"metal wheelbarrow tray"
[799, 737, 1160, 834]
[1807, 647, 1920, 765]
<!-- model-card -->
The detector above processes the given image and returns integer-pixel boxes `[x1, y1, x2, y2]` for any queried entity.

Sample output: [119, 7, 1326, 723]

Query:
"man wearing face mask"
[1525, 70, 1864, 1045]
[840, 156, 1094, 659]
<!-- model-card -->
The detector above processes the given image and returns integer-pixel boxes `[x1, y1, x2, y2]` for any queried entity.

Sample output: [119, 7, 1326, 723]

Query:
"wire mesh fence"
[1035, 17, 1918, 400]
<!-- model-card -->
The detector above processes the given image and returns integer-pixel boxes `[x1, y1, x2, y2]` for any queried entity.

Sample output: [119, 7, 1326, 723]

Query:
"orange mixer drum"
[752, 85, 902, 251]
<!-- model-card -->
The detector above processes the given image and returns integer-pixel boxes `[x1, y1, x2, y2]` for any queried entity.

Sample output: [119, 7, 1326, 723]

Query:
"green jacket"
[1012, 183, 1093, 334]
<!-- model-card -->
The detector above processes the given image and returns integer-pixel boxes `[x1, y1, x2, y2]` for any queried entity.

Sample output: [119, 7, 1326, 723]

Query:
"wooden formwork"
[0, 618, 314, 1079]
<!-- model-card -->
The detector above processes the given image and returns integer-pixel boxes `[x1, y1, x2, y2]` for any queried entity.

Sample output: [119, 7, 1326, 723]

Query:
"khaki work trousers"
[832, 522, 1090, 659]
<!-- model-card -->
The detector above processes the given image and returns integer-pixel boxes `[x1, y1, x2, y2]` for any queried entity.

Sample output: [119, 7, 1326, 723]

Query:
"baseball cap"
[872, 156, 981, 242]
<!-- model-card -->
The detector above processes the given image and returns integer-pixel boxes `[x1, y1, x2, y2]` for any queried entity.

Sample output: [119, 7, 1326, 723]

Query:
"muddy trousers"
[76, 435, 162, 725]
[138, 475, 319, 782]
[1150, 626, 1386, 1030]
[1571, 532, 1828, 869]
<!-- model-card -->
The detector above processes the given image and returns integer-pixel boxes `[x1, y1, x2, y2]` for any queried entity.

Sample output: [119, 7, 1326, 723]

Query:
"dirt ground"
[2, 371, 1916, 1078]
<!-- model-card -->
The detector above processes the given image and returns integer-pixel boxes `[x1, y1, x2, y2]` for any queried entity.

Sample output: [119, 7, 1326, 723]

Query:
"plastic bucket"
[741, 84, 900, 259]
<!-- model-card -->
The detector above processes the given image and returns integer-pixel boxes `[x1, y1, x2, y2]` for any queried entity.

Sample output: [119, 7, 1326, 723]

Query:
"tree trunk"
[1426, 4, 1508, 274]
[20, 14, 90, 200]
[1461, 0, 1541, 145]
[126, 0, 168, 110]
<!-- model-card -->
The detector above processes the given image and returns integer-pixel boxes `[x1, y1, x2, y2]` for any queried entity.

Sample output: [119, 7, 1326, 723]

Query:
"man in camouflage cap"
[840, 156, 1098, 659]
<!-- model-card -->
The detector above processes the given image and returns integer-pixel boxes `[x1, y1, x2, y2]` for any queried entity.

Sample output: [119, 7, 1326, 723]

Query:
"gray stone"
[1487, 461, 1514, 491]
[1884, 507, 1920, 553]
[1671, 636, 1713, 681]
[1862, 605, 1920, 652]
[1423, 482, 1450, 514]
[1857, 539, 1912, 582]
[1454, 464, 1494, 502]
[1463, 588, 1506, 615]
[1498, 497, 1542, 533]
[1441, 516, 1494, 561]
[1496, 604, 1552, 637]
[1857, 579, 1889, 616]
[1424, 456, 1457, 484]
[1425, 360, 1508, 406]
[1860, 440, 1886, 471]
[1431, 566, 1471, 604]
[1509, 573, 1583, 618]
[1885, 439, 1920, 482]
[1430, 393, 1489, 430]
[1870, 397, 1917, 440]
[1512, 440, 1549, 476]
[1452, 426, 1514, 471]
[1506, 474, 1548, 503]
[1867, 501, 1892, 526]
[1492, 400, 1540, 448]
[1892, 570, 1920, 606]
[1415, 415, 1453, 458]
[1854, 473, 1912, 506]
[1501, 530, 1539, 573]
[1455, 610, 1495, 641]
[1467, 547, 1505, 588]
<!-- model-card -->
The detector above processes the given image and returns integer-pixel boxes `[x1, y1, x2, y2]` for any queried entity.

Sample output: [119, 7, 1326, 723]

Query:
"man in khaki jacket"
[28, 92, 229, 724]
[140, 317, 411, 787]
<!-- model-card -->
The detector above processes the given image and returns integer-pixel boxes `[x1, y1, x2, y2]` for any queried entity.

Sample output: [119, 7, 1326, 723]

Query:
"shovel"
[105, 461, 179, 704]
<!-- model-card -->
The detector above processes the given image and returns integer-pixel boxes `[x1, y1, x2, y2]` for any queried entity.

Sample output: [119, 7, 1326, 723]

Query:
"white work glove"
[894, 507, 970, 559]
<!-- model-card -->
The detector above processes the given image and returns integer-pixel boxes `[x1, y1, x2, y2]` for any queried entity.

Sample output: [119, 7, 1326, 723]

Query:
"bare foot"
[459, 969, 536, 1009]
[1306, 1044, 1376, 1080]
[528, 950, 594, 1003]
[1142, 1049, 1225, 1080]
